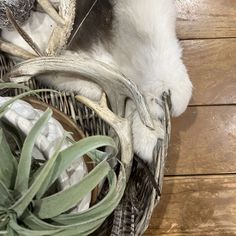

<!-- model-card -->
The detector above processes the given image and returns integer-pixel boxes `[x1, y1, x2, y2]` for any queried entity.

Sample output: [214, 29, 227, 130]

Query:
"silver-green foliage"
[0, 85, 126, 235]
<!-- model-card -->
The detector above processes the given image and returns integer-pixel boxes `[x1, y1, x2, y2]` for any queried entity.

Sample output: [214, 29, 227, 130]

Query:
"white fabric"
[0, 97, 91, 212]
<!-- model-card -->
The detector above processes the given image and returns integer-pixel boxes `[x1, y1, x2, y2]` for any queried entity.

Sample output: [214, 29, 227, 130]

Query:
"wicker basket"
[0, 2, 171, 234]
[0, 52, 171, 235]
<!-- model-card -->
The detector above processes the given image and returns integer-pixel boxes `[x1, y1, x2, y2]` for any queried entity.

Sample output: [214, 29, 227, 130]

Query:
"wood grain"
[165, 106, 236, 175]
[147, 1, 236, 236]
[182, 39, 236, 105]
[145, 175, 236, 235]
[176, 0, 236, 39]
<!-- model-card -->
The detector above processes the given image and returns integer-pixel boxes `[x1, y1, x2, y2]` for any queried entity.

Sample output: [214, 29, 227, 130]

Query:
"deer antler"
[0, 39, 37, 60]
[7, 56, 154, 130]
[46, 0, 76, 55]
[37, 0, 65, 26]
[76, 93, 133, 177]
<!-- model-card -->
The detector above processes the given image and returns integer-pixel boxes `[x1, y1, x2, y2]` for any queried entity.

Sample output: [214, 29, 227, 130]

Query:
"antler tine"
[5, 7, 45, 57]
[7, 56, 154, 129]
[0, 39, 37, 60]
[46, 1, 76, 55]
[76, 93, 133, 178]
[37, 0, 65, 26]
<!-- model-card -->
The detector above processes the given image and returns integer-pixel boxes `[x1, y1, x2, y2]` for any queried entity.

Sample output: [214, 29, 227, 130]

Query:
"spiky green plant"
[0, 84, 126, 235]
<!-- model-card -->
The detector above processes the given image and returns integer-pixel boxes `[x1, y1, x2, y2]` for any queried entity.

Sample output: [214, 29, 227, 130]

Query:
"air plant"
[0, 83, 126, 235]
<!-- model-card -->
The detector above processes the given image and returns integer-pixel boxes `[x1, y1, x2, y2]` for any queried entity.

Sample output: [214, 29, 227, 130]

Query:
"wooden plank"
[165, 106, 236, 175]
[182, 39, 236, 105]
[145, 175, 236, 235]
[176, 0, 236, 39]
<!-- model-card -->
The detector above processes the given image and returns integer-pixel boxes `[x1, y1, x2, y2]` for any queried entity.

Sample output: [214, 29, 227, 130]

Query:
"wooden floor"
[146, 0, 236, 235]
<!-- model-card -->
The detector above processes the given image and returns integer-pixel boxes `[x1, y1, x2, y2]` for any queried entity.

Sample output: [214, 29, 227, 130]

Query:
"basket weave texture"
[0, 53, 171, 235]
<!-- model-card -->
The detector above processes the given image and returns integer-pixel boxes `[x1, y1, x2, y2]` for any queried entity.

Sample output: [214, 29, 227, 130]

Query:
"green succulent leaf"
[23, 212, 104, 236]
[34, 159, 111, 219]
[0, 180, 14, 207]
[23, 162, 125, 236]
[23, 210, 61, 231]
[0, 83, 30, 91]
[10, 134, 65, 217]
[0, 120, 24, 153]
[0, 88, 57, 116]
[36, 135, 118, 199]
[0, 129, 17, 189]
[0, 231, 8, 235]
[0, 83, 127, 236]
[14, 109, 53, 194]
[53, 164, 126, 225]
[9, 218, 60, 236]
[6, 225, 16, 236]
[0, 109, 7, 119]
[53, 218, 105, 236]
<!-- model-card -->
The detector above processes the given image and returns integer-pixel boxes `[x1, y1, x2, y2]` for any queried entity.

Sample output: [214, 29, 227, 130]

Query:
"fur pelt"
[1, 0, 192, 162]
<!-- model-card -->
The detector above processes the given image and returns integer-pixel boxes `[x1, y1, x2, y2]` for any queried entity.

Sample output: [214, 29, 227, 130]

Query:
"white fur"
[110, 0, 192, 161]
[111, 0, 192, 117]
[40, 72, 103, 101]
[2, 0, 192, 162]
[126, 99, 164, 162]
[132, 112, 164, 162]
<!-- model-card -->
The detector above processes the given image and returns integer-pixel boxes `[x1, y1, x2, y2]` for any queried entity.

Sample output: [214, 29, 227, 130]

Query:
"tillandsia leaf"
[0, 129, 17, 189]
[23, 210, 61, 231]
[34, 159, 111, 219]
[6, 225, 16, 236]
[53, 171, 117, 224]
[53, 164, 126, 225]
[14, 109, 52, 194]
[24, 172, 115, 230]
[22, 219, 104, 236]
[24, 208, 104, 235]
[89, 149, 110, 160]
[0, 214, 9, 230]
[9, 218, 60, 236]
[10, 134, 65, 217]
[0, 89, 55, 115]
[0, 231, 7, 235]
[36, 136, 118, 199]
[0, 221, 8, 232]
[54, 219, 105, 236]
[34, 167, 126, 236]
[0, 83, 30, 91]
[0, 109, 8, 119]
[23, 167, 125, 236]
[0, 120, 24, 152]
[0, 180, 14, 207]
